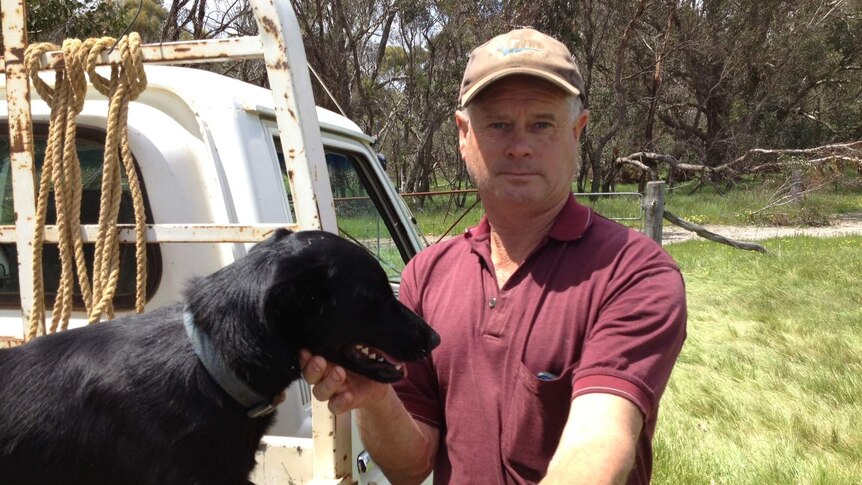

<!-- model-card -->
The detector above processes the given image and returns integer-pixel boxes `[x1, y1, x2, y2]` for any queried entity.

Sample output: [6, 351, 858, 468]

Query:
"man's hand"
[299, 349, 390, 415]
[300, 349, 440, 484]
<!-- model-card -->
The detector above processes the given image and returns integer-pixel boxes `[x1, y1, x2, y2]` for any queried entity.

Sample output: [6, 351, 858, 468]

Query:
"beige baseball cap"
[459, 28, 585, 107]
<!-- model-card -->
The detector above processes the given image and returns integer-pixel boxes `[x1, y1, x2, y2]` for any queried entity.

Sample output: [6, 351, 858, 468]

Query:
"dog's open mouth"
[344, 343, 407, 382]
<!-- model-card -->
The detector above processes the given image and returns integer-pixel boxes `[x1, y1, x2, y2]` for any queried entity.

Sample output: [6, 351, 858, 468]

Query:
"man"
[301, 28, 687, 484]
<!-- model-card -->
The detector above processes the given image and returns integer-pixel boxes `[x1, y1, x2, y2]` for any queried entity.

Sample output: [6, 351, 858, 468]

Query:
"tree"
[658, 0, 862, 170]
[122, 0, 169, 43]
[1, 0, 129, 50]
[12, 0, 857, 198]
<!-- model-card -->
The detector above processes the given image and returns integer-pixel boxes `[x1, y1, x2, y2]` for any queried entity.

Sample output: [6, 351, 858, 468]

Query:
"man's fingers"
[328, 391, 354, 415]
[301, 353, 363, 414]
[302, 354, 329, 385]
[298, 349, 313, 369]
[311, 364, 347, 402]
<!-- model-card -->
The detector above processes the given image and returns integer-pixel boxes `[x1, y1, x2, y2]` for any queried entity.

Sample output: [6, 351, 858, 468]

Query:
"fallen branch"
[749, 175, 840, 216]
[614, 140, 862, 178]
[664, 210, 769, 253]
[728, 140, 862, 165]
[616, 152, 710, 173]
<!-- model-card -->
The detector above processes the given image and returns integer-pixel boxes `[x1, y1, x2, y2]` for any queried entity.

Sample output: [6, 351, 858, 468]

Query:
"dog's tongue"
[369, 347, 407, 378]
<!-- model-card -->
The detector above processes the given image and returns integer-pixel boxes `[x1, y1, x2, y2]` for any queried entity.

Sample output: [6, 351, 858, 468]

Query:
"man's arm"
[300, 351, 439, 485]
[356, 386, 439, 484]
[540, 393, 644, 485]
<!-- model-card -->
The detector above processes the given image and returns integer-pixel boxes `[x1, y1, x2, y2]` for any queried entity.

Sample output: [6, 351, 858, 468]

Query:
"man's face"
[455, 76, 589, 214]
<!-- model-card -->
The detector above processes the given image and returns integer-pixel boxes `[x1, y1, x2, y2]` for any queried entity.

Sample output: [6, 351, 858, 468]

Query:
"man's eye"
[534, 122, 553, 130]
[489, 122, 508, 130]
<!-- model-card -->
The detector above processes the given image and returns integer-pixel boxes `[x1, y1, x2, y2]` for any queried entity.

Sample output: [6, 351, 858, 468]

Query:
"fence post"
[643, 181, 665, 245]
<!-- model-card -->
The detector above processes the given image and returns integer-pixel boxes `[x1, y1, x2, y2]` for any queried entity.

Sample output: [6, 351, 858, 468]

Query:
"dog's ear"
[271, 227, 294, 240]
[252, 227, 295, 253]
[261, 261, 330, 335]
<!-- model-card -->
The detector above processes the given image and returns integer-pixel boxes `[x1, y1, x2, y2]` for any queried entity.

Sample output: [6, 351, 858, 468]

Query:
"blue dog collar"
[183, 309, 284, 418]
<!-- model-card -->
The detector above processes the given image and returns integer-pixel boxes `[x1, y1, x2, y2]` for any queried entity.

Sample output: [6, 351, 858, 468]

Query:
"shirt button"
[489, 297, 497, 308]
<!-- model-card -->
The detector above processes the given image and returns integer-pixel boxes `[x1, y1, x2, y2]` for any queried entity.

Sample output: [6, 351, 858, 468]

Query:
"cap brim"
[460, 67, 582, 107]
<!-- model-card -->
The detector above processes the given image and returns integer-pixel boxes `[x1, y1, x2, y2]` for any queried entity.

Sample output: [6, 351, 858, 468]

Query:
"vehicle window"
[273, 138, 406, 280]
[0, 124, 161, 309]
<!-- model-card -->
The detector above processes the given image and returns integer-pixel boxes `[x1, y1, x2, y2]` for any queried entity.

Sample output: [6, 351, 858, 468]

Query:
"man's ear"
[574, 109, 590, 142]
[455, 109, 470, 156]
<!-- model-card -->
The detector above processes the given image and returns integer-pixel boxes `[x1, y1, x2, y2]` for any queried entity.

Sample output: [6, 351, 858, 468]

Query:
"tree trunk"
[644, 4, 675, 150]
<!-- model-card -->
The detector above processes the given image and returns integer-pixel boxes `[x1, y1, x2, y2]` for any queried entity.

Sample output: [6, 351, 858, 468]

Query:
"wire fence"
[391, 189, 646, 230]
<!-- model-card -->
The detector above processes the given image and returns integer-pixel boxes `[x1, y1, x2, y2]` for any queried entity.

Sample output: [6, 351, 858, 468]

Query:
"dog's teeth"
[395, 364, 403, 371]
[369, 353, 377, 360]
[361, 347, 369, 355]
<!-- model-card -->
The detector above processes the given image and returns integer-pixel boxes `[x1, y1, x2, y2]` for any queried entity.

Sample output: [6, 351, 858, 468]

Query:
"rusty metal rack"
[0, 0, 347, 483]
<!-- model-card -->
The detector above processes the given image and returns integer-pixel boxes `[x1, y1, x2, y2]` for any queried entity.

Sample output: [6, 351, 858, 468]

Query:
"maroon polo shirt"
[394, 194, 687, 484]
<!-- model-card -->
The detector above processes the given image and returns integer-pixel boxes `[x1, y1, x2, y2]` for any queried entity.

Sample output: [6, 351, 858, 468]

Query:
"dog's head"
[259, 229, 440, 383]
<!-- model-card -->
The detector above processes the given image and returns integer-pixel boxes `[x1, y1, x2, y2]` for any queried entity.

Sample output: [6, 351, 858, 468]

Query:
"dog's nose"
[427, 329, 441, 350]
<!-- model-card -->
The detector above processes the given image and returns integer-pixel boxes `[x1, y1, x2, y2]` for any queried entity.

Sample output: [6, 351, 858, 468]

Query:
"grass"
[660, 177, 862, 226]
[404, 193, 484, 239]
[333, 202, 406, 279]
[655, 236, 862, 484]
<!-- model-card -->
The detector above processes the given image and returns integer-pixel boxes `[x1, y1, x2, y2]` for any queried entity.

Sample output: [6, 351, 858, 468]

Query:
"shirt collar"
[465, 194, 593, 243]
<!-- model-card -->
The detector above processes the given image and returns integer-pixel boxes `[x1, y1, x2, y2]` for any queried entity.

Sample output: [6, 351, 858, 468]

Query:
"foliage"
[121, 0, 169, 43]
[0, 0, 121, 50]
[0, 0, 168, 52]
[285, 0, 861, 196]
[658, 236, 862, 484]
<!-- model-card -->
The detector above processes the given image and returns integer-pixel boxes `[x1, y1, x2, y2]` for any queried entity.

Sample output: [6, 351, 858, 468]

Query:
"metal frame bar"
[1, 0, 38, 325]
[249, 0, 337, 234]
[30, 37, 264, 70]
[245, 1, 344, 481]
[0, 224, 299, 243]
[0, 36, 265, 73]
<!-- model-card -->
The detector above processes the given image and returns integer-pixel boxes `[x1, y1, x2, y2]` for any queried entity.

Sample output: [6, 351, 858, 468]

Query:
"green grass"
[333, 202, 406, 279]
[655, 236, 862, 484]
[405, 193, 485, 240]
[660, 178, 862, 226]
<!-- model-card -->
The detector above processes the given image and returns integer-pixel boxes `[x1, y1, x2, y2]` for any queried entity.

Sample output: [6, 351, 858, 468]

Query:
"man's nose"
[505, 127, 533, 160]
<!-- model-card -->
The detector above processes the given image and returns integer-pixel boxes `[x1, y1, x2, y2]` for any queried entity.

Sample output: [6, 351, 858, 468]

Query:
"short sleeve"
[572, 248, 687, 421]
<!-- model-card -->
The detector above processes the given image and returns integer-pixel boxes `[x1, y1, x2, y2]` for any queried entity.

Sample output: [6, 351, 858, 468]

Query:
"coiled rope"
[23, 33, 148, 340]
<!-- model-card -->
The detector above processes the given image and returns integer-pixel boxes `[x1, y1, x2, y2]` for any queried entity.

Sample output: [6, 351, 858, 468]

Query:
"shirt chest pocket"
[500, 361, 576, 484]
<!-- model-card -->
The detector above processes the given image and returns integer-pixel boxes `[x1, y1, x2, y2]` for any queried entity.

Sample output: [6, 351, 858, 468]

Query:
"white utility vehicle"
[0, 0, 426, 483]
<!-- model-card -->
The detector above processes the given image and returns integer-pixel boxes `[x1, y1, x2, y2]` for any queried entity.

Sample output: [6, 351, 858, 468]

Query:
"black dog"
[0, 229, 439, 485]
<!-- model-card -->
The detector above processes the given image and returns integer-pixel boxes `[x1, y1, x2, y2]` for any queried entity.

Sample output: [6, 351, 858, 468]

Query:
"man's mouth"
[499, 171, 539, 179]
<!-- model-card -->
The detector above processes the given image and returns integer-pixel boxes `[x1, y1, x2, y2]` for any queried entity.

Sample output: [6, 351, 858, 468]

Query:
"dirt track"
[663, 212, 862, 244]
